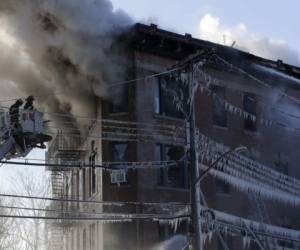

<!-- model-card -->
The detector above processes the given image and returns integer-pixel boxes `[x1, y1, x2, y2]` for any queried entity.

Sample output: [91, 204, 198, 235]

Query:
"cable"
[2, 159, 178, 170]
[0, 193, 189, 207]
[0, 205, 183, 219]
[0, 213, 190, 222]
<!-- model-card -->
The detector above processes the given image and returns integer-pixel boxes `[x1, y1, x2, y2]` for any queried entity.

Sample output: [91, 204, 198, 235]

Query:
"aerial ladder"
[0, 108, 52, 161]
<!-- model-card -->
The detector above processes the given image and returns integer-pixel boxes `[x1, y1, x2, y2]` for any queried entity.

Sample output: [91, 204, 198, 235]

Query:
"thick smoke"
[0, 0, 133, 128]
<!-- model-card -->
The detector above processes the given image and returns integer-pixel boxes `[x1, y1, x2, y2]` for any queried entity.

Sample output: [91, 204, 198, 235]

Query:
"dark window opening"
[243, 93, 257, 131]
[212, 86, 227, 127]
[155, 144, 187, 189]
[154, 76, 187, 118]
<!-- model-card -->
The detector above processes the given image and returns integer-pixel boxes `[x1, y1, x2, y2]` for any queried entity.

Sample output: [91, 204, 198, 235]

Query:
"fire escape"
[46, 130, 86, 250]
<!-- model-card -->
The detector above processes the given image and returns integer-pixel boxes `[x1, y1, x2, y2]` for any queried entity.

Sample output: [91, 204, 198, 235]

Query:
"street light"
[194, 146, 247, 186]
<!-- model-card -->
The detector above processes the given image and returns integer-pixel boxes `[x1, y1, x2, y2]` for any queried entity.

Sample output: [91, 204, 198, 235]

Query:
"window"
[154, 76, 185, 118]
[111, 143, 129, 185]
[243, 93, 257, 131]
[156, 144, 187, 189]
[212, 85, 227, 127]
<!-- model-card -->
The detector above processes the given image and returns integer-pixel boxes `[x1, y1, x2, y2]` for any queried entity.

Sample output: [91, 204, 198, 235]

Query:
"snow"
[198, 132, 300, 197]
[212, 207, 300, 243]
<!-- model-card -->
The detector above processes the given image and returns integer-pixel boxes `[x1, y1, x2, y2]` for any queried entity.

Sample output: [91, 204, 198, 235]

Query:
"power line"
[0, 160, 178, 171]
[0, 213, 190, 222]
[0, 204, 183, 219]
[2, 159, 178, 170]
[0, 193, 189, 207]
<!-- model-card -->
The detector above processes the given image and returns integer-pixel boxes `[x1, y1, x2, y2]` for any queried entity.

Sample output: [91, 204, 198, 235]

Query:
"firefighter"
[24, 95, 35, 110]
[9, 99, 24, 126]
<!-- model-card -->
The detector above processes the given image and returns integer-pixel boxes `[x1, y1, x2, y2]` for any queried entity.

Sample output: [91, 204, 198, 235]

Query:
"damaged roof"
[129, 23, 300, 89]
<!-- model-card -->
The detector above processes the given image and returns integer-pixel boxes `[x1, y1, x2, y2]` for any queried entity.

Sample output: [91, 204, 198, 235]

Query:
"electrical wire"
[0, 193, 189, 207]
[2, 159, 178, 170]
[0, 213, 190, 222]
[0, 205, 183, 219]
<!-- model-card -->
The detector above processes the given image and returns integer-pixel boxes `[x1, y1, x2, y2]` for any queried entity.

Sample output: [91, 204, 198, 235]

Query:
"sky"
[111, 0, 300, 65]
[0, 0, 299, 189]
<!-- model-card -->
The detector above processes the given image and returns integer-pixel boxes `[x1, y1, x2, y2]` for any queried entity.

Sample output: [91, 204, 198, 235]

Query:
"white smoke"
[0, 0, 133, 126]
[198, 13, 300, 66]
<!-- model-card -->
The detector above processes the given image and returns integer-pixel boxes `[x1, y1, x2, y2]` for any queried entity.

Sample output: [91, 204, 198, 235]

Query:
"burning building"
[44, 23, 300, 250]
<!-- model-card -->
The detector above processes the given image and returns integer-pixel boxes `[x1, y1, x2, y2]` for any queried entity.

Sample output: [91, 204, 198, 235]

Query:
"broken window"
[154, 76, 186, 118]
[243, 93, 257, 131]
[212, 85, 227, 127]
[155, 144, 186, 189]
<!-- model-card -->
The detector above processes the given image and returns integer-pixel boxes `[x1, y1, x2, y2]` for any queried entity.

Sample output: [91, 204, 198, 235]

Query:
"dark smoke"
[0, 0, 133, 128]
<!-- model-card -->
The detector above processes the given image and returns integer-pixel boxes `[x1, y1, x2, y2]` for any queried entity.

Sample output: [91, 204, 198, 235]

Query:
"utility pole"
[188, 64, 202, 250]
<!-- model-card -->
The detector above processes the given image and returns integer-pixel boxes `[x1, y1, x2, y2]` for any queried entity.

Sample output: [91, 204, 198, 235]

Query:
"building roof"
[128, 23, 300, 89]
